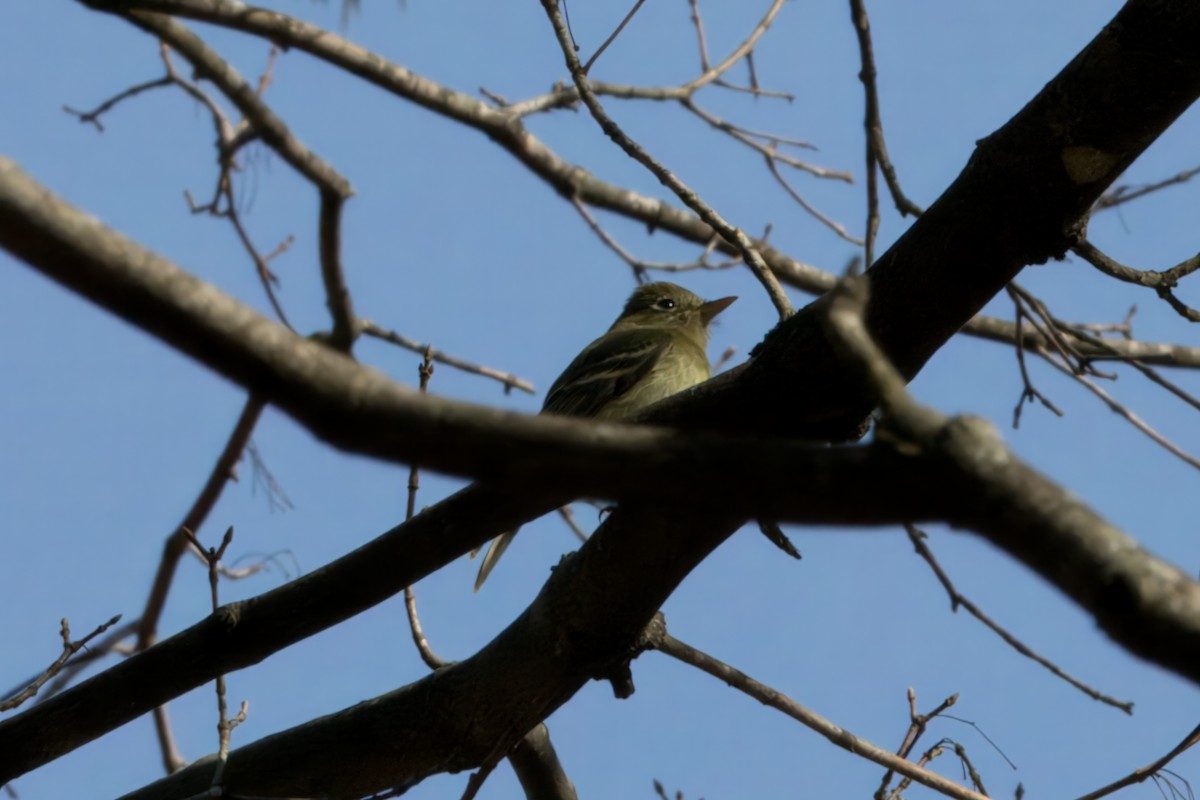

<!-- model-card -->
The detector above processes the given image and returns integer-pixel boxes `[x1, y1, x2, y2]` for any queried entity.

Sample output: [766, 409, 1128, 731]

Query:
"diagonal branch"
[655, 631, 987, 800]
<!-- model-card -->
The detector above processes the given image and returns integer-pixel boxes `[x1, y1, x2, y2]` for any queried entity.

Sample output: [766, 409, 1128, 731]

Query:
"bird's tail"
[472, 529, 517, 592]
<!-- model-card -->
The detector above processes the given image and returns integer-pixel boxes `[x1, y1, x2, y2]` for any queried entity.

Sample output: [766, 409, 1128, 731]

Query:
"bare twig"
[67, 39, 298, 328]
[1073, 239, 1200, 323]
[1006, 305, 1200, 418]
[506, 0, 793, 116]
[763, 155, 864, 244]
[182, 526, 248, 787]
[0, 615, 122, 712]
[186, 544, 270, 581]
[582, 0, 647, 74]
[253, 45, 278, 96]
[133, 396, 261, 774]
[403, 348, 445, 671]
[1075, 722, 1200, 800]
[152, 703, 188, 774]
[905, 525, 1134, 713]
[1009, 281, 1200, 471]
[540, 0, 793, 320]
[687, 0, 712, 72]
[681, 0, 786, 96]
[847, 0, 923, 220]
[129, 13, 350, 199]
[1129, 360, 1200, 413]
[138, 12, 356, 340]
[655, 633, 988, 800]
[245, 440, 295, 514]
[360, 320, 535, 395]
[1036, 350, 1200, 471]
[683, 100, 849, 180]
[139, 396, 264, 650]
[569, 195, 738, 282]
[1007, 283, 1089, 374]
[63, 76, 174, 131]
[1094, 165, 1200, 211]
[1010, 306, 1065, 427]
[34, 617, 138, 701]
[876, 689, 960, 800]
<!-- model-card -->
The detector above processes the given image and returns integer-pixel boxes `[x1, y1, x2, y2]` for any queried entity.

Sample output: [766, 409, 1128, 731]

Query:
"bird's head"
[613, 282, 736, 333]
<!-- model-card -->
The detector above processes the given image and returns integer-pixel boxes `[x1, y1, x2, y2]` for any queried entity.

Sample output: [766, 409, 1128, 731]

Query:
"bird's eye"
[655, 298, 676, 310]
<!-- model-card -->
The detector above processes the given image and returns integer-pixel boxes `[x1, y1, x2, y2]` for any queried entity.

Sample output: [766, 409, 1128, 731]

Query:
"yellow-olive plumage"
[473, 282, 735, 590]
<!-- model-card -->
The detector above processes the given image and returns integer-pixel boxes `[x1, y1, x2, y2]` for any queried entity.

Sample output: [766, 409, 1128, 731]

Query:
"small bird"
[473, 281, 736, 591]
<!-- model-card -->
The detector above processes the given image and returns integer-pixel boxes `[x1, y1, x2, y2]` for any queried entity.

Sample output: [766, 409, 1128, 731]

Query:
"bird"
[472, 281, 736, 591]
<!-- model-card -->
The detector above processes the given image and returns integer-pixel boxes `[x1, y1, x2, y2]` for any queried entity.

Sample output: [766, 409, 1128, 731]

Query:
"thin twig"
[905, 525, 1133, 713]
[582, 0, 647, 74]
[847, 0, 923, 219]
[1075, 723, 1200, 800]
[360, 320, 535, 395]
[681, 0, 786, 95]
[687, 0, 712, 72]
[1010, 304, 1065, 427]
[1005, 284, 1200, 472]
[1036, 349, 1200, 471]
[140, 13, 357, 335]
[684, 100, 846, 180]
[403, 348, 445, 670]
[1094, 165, 1200, 211]
[33, 617, 138, 701]
[0, 615, 123, 712]
[505, 0, 793, 116]
[182, 526, 247, 787]
[1073, 239, 1200, 323]
[152, 703, 188, 774]
[245, 440, 295, 513]
[763, 156, 864, 244]
[655, 633, 988, 800]
[254, 45, 278, 96]
[1007, 284, 1088, 373]
[875, 688, 959, 800]
[569, 195, 738, 282]
[63, 76, 174, 132]
[138, 396, 264, 650]
[540, 0, 793, 320]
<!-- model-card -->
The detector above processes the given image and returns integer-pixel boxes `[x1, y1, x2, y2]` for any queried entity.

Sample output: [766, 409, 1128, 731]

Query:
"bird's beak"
[699, 295, 736, 325]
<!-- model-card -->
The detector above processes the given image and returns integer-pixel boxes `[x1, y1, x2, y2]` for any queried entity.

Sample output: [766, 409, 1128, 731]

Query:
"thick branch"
[0, 155, 965, 502]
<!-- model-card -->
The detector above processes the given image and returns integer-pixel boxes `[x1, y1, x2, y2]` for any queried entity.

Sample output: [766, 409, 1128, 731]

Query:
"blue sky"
[3, 1, 1200, 798]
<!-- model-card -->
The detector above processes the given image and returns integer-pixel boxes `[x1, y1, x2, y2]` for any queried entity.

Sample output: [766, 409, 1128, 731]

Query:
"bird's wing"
[542, 329, 668, 418]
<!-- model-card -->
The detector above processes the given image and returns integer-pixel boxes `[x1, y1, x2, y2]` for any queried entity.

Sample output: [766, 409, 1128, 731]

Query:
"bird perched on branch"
[472, 281, 737, 590]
